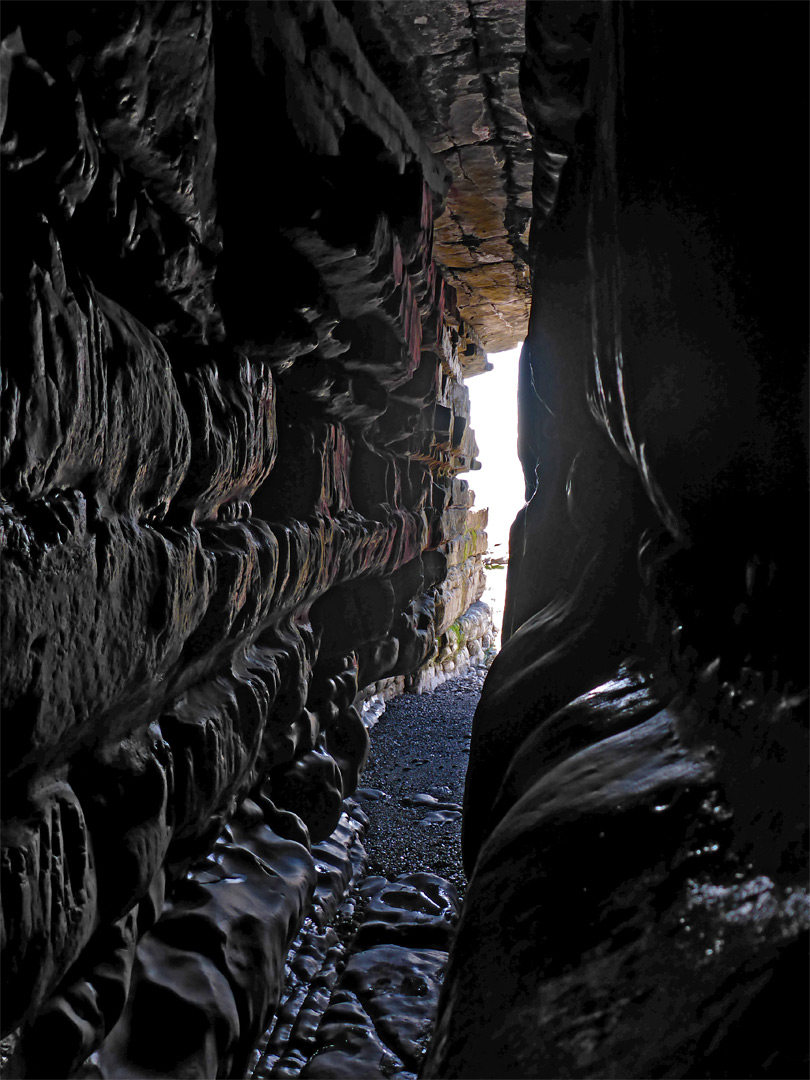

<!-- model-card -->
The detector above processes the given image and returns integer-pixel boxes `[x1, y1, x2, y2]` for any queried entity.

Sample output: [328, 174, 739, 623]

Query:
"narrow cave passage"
[345, 345, 526, 901]
[3, 2, 807, 1079]
[252, 346, 530, 1077]
[250, 339, 524, 1076]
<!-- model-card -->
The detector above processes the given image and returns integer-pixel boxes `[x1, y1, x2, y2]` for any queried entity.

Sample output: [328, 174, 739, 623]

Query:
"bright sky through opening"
[466, 344, 526, 644]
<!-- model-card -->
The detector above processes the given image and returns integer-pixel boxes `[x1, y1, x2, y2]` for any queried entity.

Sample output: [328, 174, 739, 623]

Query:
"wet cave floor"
[252, 668, 485, 1079]
[356, 667, 486, 898]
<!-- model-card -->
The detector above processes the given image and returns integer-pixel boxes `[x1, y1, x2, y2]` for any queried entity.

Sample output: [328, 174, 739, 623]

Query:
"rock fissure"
[2, 2, 807, 1079]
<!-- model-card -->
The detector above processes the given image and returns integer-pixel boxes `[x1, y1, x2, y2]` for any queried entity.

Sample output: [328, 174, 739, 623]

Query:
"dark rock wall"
[428, 3, 809, 1078]
[0, 4, 489, 1076]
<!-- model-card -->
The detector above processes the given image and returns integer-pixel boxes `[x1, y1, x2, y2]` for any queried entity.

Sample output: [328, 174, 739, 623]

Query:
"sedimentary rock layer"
[341, 0, 533, 354]
[0, 4, 489, 1076]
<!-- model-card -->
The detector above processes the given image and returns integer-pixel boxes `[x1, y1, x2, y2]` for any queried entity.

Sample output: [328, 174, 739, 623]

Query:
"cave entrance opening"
[466, 344, 526, 649]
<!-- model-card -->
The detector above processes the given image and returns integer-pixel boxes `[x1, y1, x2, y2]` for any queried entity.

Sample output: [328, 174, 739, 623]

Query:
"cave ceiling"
[355, 0, 532, 356]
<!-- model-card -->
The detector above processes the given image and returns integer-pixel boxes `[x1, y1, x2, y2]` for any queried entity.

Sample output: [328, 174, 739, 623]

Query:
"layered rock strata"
[0, 4, 490, 1076]
[427, 3, 810, 1078]
[340, 0, 532, 354]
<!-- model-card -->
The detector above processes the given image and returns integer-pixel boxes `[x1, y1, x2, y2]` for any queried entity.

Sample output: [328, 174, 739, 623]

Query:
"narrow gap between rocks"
[256, 349, 531, 1077]
[250, 368, 523, 1078]
[353, 342, 526, 896]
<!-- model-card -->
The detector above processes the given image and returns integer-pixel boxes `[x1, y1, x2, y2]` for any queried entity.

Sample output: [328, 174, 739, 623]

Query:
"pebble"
[354, 787, 389, 802]
[419, 810, 463, 826]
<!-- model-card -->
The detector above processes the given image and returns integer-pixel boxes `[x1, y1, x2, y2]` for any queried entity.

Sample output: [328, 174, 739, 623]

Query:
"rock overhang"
[344, 0, 532, 358]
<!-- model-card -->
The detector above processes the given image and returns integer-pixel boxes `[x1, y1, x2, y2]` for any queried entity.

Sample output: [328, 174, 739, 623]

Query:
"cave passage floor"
[250, 669, 487, 1079]
[356, 667, 486, 897]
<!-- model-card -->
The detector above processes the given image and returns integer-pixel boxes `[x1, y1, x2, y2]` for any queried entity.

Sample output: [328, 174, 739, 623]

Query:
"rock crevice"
[2, 3, 807, 1079]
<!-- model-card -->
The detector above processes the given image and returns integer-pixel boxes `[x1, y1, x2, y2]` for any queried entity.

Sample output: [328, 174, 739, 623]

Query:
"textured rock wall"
[340, 0, 532, 355]
[0, 4, 490, 1076]
[7, 3, 806, 1077]
[428, 3, 810, 1078]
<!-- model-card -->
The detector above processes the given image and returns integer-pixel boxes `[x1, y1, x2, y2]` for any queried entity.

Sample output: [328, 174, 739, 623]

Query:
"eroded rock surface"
[295, 873, 459, 1080]
[426, 3, 809, 1078]
[246, 785, 462, 1080]
[0, 4, 491, 1076]
[341, 0, 532, 355]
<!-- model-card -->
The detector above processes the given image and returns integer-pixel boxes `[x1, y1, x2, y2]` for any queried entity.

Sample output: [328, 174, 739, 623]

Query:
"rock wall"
[428, 3, 810, 1078]
[0, 4, 492, 1076]
[340, 0, 532, 355]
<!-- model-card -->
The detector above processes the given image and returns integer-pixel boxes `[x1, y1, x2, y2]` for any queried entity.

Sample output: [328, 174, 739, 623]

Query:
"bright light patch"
[466, 344, 526, 644]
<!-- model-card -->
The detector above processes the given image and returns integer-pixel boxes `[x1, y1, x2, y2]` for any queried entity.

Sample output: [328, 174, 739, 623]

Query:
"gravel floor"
[354, 668, 486, 897]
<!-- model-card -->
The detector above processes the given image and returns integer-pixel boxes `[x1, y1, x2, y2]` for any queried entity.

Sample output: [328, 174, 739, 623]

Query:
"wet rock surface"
[427, 687, 810, 1080]
[249, 806, 370, 1080]
[1, 4, 494, 1076]
[298, 873, 459, 1080]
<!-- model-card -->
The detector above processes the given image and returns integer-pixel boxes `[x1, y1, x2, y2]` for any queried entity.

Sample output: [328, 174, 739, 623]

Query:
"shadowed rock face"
[1, 2, 808, 1079]
[427, 3, 809, 1078]
[0, 3, 495, 1076]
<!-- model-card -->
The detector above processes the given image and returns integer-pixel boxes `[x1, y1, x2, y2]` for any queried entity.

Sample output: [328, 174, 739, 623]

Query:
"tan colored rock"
[349, 0, 532, 353]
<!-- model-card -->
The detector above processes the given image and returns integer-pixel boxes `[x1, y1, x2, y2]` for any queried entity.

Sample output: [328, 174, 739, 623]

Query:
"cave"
[1, 2, 808, 1078]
